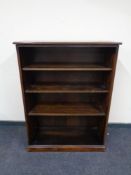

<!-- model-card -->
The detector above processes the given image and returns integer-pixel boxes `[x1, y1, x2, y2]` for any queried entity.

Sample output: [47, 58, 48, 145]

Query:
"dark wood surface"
[28, 103, 105, 116]
[31, 127, 101, 145]
[27, 145, 105, 152]
[25, 83, 109, 93]
[14, 41, 121, 152]
[13, 41, 122, 45]
[23, 63, 112, 71]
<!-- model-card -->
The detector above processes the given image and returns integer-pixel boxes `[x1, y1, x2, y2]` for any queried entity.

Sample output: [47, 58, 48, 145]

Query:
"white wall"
[0, 0, 131, 122]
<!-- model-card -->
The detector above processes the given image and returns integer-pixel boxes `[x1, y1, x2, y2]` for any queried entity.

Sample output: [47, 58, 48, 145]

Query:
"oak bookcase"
[14, 42, 121, 152]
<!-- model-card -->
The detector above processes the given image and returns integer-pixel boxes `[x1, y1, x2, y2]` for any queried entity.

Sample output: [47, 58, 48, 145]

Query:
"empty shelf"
[31, 127, 102, 145]
[23, 64, 112, 71]
[25, 84, 108, 93]
[28, 103, 105, 116]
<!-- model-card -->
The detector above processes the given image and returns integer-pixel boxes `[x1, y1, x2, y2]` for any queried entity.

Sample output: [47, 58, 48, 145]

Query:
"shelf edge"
[27, 145, 106, 152]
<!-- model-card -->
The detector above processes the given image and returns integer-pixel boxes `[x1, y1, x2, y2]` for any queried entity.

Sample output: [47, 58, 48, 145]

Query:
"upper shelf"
[22, 64, 112, 71]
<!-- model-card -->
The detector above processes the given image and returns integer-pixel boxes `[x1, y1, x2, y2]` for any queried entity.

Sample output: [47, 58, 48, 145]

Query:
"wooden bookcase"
[13, 42, 121, 152]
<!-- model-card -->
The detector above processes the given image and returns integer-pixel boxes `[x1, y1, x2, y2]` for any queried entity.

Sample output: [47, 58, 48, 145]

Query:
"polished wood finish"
[14, 42, 121, 152]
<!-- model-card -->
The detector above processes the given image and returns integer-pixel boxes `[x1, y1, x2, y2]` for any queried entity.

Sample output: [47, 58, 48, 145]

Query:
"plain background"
[0, 0, 131, 123]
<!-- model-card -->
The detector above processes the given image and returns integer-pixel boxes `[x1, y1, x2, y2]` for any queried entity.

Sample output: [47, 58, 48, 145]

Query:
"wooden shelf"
[28, 126, 105, 151]
[25, 83, 109, 93]
[22, 63, 112, 71]
[28, 103, 105, 116]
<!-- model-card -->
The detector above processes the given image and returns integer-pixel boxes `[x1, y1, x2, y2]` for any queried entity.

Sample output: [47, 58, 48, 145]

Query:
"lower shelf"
[28, 126, 104, 152]
[27, 145, 105, 152]
[32, 127, 101, 144]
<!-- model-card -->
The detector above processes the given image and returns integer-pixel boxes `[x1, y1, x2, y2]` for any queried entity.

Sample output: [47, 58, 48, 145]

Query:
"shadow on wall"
[109, 59, 131, 123]
[0, 53, 24, 121]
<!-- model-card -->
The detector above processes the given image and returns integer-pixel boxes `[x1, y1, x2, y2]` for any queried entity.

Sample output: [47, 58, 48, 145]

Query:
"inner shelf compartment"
[23, 71, 110, 93]
[19, 46, 115, 70]
[25, 93, 107, 116]
[29, 116, 104, 145]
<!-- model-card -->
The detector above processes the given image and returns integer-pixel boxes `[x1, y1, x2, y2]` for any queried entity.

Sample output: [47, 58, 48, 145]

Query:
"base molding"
[27, 145, 105, 152]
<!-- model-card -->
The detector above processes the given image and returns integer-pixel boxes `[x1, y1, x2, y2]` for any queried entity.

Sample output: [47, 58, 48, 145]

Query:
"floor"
[0, 123, 131, 175]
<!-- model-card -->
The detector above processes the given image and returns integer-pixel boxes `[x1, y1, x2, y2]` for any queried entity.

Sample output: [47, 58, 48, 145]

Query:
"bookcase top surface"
[13, 41, 122, 45]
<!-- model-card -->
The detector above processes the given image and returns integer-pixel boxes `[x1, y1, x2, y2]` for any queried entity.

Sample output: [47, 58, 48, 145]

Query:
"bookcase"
[14, 42, 121, 152]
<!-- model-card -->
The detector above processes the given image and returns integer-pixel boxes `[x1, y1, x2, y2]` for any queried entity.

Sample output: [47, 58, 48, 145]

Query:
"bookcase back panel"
[31, 116, 103, 127]
[26, 93, 106, 104]
[24, 71, 110, 89]
[19, 46, 115, 67]
[30, 116, 103, 145]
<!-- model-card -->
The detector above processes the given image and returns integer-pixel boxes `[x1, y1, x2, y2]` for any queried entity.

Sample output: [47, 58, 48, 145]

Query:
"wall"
[0, 0, 131, 122]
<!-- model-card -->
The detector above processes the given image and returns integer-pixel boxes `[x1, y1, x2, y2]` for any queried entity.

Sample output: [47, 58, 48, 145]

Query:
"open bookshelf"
[14, 42, 121, 152]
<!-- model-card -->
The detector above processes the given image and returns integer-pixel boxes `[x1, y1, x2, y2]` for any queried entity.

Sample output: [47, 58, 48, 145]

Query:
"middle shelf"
[25, 83, 109, 93]
[23, 71, 110, 94]
[28, 103, 106, 116]
[26, 93, 107, 117]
